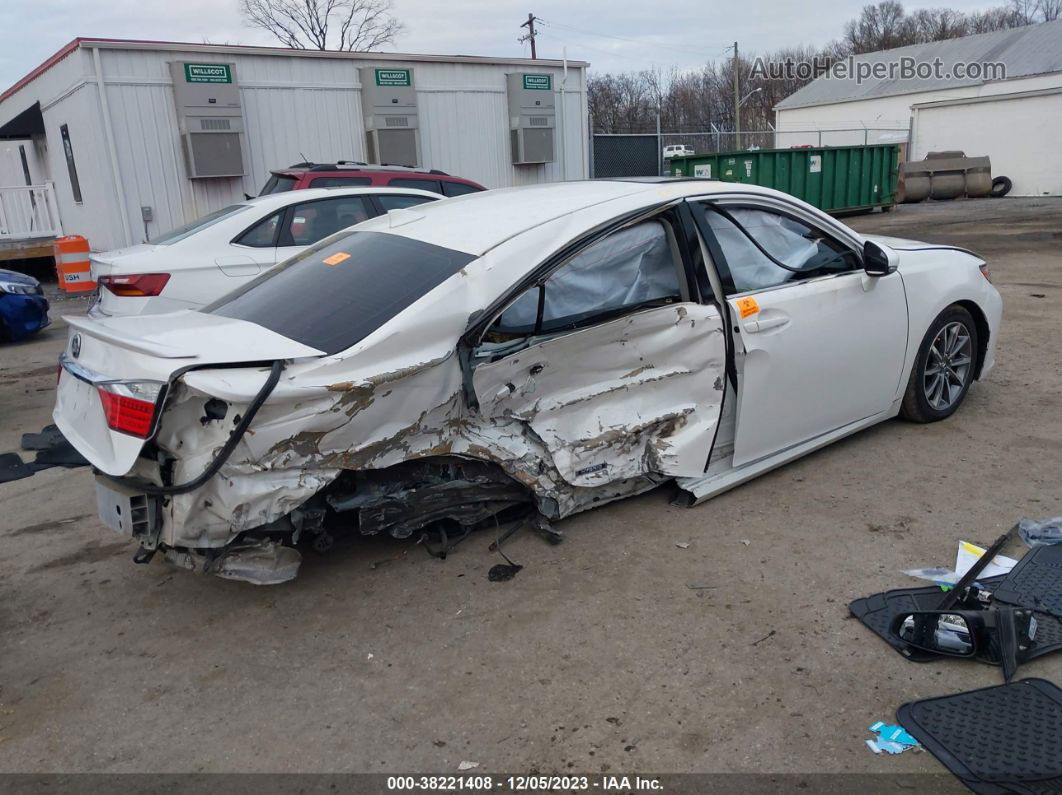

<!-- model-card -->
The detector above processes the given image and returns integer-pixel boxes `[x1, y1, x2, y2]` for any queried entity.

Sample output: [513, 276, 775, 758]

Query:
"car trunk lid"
[54, 311, 325, 476]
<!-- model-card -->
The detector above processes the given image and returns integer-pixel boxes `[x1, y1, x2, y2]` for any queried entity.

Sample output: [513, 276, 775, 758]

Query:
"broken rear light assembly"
[98, 273, 171, 297]
[97, 381, 164, 438]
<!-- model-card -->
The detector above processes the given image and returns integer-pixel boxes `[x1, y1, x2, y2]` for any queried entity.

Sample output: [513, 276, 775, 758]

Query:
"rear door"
[469, 211, 726, 488]
[688, 196, 909, 466]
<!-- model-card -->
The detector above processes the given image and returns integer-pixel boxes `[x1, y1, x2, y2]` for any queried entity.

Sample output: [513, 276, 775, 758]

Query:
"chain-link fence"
[590, 134, 661, 178]
[592, 128, 910, 178]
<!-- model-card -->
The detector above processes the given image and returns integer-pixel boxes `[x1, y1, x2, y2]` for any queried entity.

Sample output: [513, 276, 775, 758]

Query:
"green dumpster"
[667, 144, 899, 215]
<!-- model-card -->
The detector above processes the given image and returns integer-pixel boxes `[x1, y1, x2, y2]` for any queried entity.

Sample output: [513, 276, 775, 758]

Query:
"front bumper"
[0, 293, 50, 340]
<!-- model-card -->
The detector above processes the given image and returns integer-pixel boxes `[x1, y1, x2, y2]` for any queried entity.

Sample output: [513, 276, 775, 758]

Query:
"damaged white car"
[54, 179, 1002, 584]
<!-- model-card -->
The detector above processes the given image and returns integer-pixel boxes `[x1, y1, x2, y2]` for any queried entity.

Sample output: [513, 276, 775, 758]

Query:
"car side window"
[488, 220, 683, 339]
[700, 206, 860, 294]
[279, 197, 374, 246]
[234, 211, 282, 248]
[309, 176, 372, 188]
[387, 178, 444, 194]
[376, 194, 437, 211]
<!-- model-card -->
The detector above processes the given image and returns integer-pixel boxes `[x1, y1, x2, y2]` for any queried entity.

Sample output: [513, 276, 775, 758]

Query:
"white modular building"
[0, 38, 589, 253]
[774, 20, 1062, 196]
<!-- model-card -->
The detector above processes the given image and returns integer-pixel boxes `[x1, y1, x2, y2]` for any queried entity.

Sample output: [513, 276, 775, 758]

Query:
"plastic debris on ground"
[1018, 517, 1062, 547]
[865, 721, 921, 754]
[905, 540, 1020, 588]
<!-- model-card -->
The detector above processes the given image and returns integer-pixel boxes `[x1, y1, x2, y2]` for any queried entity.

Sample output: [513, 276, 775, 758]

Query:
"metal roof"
[776, 19, 1062, 110]
[1, 37, 589, 104]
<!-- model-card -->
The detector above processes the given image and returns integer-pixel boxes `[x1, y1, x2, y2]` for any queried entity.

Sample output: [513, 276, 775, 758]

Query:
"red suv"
[259, 162, 486, 197]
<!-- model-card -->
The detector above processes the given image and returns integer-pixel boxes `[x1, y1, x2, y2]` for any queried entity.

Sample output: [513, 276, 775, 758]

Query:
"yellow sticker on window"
[323, 252, 350, 266]
[735, 296, 760, 318]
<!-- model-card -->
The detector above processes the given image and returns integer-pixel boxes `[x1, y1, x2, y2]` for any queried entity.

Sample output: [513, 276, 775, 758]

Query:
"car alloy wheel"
[923, 320, 973, 411]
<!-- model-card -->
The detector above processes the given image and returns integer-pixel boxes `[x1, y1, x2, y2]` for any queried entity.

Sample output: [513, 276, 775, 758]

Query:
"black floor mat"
[897, 678, 1062, 794]
[0, 452, 36, 484]
[850, 578, 1006, 662]
[0, 425, 89, 483]
[20, 424, 66, 451]
[993, 545, 1062, 619]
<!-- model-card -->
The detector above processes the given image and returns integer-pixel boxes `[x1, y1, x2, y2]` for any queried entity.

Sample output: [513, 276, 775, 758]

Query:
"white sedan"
[89, 186, 440, 317]
[55, 179, 1001, 584]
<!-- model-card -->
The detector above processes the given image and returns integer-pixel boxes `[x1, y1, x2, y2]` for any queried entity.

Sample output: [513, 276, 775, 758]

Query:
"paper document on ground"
[955, 540, 1018, 578]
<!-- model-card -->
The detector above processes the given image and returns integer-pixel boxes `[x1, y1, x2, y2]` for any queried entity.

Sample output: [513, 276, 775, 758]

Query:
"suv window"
[309, 176, 373, 188]
[376, 194, 438, 212]
[698, 206, 860, 294]
[209, 231, 474, 355]
[387, 178, 444, 194]
[442, 182, 483, 197]
[234, 211, 282, 248]
[260, 174, 298, 195]
[280, 196, 374, 246]
[490, 220, 683, 337]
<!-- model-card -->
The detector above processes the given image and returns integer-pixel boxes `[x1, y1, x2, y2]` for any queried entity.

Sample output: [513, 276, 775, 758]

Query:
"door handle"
[743, 315, 789, 333]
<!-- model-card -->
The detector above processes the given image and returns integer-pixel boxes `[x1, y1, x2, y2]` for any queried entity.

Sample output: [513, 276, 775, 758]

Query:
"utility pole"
[732, 41, 741, 151]
[520, 13, 539, 59]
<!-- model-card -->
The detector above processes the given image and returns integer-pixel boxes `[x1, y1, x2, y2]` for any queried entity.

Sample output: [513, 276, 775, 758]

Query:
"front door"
[470, 216, 726, 488]
[689, 200, 909, 466]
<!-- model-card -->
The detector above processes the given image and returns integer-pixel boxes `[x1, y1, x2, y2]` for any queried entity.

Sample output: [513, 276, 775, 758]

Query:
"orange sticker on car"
[323, 252, 350, 266]
[735, 296, 759, 318]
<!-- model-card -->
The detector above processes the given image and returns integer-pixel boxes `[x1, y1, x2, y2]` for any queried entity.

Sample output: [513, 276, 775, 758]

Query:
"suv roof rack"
[283, 161, 451, 176]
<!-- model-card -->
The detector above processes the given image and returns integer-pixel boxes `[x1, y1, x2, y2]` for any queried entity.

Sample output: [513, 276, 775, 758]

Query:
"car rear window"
[150, 205, 251, 245]
[260, 174, 298, 195]
[207, 231, 475, 355]
[442, 181, 483, 197]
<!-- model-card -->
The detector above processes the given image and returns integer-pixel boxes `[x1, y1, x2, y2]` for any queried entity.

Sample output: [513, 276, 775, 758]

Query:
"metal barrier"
[592, 129, 910, 179]
[0, 183, 62, 240]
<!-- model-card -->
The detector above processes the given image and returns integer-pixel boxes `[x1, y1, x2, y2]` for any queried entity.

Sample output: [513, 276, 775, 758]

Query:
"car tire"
[900, 305, 979, 423]
[990, 176, 1012, 198]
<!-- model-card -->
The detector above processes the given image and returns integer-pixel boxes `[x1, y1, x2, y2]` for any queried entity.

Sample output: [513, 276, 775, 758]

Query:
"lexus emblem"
[71, 333, 82, 359]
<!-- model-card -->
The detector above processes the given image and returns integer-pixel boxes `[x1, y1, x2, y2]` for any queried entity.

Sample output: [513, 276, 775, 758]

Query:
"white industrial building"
[774, 19, 1062, 196]
[0, 38, 589, 253]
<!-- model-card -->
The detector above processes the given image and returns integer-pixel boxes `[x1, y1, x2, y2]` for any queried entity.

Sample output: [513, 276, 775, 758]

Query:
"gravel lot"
[0, 197, 1059, 781]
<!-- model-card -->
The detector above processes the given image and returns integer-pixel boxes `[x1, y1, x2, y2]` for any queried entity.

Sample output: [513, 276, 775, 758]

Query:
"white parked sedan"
[55, 179, 1001, 584]
[89, 186, 440, 317]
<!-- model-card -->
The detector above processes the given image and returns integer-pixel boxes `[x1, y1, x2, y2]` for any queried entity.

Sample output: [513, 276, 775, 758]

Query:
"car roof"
[349, 179, 777, 256]
[274, 163, 459, 177]
[241, 185, 442, 210]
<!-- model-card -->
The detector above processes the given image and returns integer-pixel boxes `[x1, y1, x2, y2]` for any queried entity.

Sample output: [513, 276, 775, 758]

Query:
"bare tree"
[240, 0, 403, 51]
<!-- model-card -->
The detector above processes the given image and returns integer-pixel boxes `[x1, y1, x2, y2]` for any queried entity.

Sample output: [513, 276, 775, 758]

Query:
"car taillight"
[97, 381, 164, 438]
[979, 263, 992, 283]
[98, 273, 170, 297]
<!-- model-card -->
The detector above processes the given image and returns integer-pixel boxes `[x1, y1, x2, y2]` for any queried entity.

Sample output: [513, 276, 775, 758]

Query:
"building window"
[59, 124, 82, 204]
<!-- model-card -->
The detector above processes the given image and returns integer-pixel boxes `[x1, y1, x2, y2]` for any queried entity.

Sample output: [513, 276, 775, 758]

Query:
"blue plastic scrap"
[866, 721, 920, 754]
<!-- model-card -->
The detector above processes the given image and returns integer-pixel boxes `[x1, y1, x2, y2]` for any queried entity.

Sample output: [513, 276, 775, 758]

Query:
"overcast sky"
[1, 0, 1005, 90]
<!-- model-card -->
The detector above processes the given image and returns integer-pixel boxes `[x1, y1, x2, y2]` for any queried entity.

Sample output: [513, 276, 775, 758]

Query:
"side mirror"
[892, 611, 979, 657]
[863, 240, 899, 276]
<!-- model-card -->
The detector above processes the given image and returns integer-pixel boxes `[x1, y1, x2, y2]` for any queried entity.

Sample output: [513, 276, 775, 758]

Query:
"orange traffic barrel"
[54, 235, 95, 293]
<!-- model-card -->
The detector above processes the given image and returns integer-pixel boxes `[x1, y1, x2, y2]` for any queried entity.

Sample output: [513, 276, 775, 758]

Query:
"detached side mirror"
[863, 240, 899, 276]
[892, 611, 980, 657]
